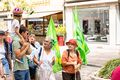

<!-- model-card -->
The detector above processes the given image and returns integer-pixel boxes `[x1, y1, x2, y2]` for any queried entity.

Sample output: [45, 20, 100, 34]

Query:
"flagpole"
[75, 70, 76, 80]
[74, 61, 77, 80]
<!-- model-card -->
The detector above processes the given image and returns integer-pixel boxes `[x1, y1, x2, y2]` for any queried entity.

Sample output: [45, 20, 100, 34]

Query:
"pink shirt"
[111, 66, 120, 80]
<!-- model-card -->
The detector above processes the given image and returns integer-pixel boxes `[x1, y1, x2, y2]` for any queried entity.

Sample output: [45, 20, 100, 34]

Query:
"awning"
[23, 11, 62, 19]
[4, 11, 62, 20]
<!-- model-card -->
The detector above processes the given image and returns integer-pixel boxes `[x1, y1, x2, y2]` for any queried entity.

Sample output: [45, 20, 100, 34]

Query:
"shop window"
[27, 12, 63, 36]
[26, 12, 63, 44]
[78, 7, 109, 42]
[83, 20, 88, 34]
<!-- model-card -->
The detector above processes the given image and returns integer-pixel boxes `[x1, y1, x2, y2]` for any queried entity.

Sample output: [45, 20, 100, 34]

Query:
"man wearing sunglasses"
[12, 26, 31, 80]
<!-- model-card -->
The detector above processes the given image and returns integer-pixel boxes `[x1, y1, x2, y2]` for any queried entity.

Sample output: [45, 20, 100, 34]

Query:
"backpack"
[67, 49, 79, 58]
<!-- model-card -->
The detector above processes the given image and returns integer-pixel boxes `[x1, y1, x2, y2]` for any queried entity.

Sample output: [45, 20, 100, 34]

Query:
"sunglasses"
[26, 33, 29, 35]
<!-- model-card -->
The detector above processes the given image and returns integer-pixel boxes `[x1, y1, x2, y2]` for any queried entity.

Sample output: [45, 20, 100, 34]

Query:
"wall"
[65, 7, 73, 41]
[32, 0, 64, 12]
[116, 4, 120, 45]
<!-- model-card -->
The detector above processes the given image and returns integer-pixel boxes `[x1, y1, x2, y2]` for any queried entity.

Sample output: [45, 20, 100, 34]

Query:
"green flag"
[47, 17, 62, 73]
[73, 8, 90, 64]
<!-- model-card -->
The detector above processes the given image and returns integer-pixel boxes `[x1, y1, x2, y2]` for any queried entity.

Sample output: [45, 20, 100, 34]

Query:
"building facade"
[0, 0, 64, 44]
[64, 0, 120, 53]
[0, 0, 120, 53]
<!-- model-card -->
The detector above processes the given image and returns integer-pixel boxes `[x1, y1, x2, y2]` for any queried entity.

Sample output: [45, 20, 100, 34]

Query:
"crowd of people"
[0, 7, 119, 80]
[0, 26, 82, 80]
[0, 7, 83, 80]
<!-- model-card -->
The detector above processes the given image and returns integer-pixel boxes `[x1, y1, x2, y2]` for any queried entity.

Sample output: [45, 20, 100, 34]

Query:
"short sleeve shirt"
[11, 19, 20, 33]
[12, 36, 29, 71]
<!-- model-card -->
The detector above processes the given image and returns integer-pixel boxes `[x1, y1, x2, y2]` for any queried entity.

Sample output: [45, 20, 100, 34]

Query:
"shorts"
[1, 58, 10, 75]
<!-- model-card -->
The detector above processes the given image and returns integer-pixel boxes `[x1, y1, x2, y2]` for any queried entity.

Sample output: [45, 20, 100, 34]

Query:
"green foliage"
[98, 58, 120, 79]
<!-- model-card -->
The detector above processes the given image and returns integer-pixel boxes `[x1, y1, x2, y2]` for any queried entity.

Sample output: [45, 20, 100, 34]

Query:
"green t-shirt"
[12, 38, 29, 71]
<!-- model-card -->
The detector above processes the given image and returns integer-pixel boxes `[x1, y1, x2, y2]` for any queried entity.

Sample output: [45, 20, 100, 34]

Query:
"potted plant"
[90, 58, 120, 80]
[56, 24, 66, 36]
[56, 24, 66, 46]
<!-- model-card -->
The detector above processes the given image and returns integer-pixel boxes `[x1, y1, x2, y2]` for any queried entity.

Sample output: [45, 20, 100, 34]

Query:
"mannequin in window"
[83, 20, 88, 34]
[95, 20, 100, 34]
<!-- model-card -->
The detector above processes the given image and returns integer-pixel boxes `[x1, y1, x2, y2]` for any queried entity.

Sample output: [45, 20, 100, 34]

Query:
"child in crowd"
[11, 7, 23, 40]
[11, 8, 25, 63]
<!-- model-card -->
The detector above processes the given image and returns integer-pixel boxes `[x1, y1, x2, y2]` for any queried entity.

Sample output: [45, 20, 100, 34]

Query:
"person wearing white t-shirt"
[34, 37, 56, 80]
[11, 8, 26, 63]
[11, 8, 23, 40]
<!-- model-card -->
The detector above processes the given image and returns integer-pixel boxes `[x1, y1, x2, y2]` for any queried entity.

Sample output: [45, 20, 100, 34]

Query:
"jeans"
[1, 58, 10, 75]
[14, 70, 31, 80]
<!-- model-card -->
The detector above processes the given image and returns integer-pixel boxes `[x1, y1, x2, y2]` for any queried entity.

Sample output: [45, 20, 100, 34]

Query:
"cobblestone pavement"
[80, 65, 100, 80]
[54, 65, 100, 80]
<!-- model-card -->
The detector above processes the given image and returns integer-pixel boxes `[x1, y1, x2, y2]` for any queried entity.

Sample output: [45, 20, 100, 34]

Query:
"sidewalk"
[80, 49, 120, 80]
[87, 50, 120, 67]
[80, 65, 100, 80]
[54, 65, 100, 80]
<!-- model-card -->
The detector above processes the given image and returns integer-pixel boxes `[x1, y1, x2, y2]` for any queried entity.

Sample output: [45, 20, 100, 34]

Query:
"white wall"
[33, 0, 64, 12]
[65, 7, 73, 41]
[109, 5, 116, 46]
[116, 5, 120, 45]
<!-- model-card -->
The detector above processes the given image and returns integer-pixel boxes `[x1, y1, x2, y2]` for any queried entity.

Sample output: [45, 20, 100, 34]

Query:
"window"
[27, 12, 63, 36]
[78, 7, 109, 42]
